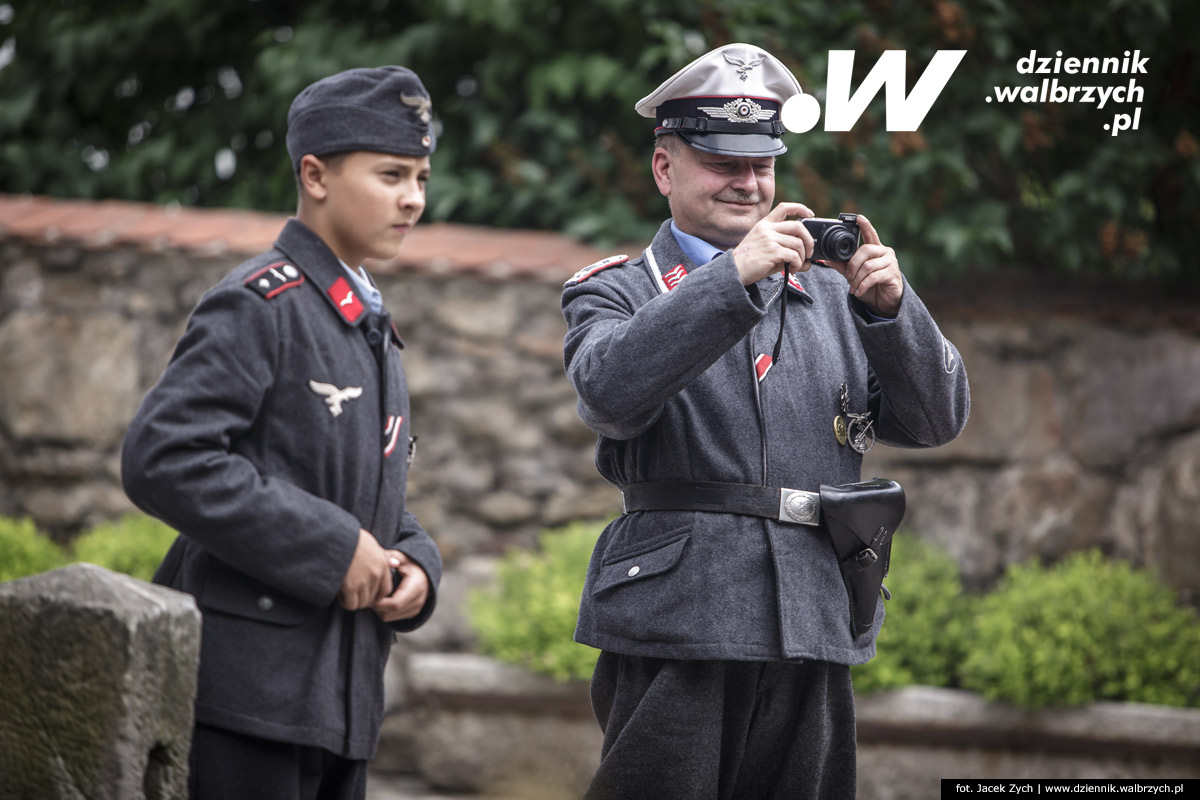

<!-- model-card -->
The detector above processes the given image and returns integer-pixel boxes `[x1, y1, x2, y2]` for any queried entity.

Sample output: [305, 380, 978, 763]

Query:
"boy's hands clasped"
[339, 528, 429, 621]
[372, 550, 430, 623]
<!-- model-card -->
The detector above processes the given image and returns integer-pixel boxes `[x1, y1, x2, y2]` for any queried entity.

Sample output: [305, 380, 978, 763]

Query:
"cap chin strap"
[659, 117, 786, 136]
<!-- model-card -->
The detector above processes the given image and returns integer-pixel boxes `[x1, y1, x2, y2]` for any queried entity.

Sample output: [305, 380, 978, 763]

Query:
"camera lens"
[823, 228, 858, 261]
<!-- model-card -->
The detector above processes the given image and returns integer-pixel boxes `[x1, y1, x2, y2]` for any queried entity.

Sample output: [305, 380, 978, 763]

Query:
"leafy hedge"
[0, 517, 69, 584]
[70, 514, 179, 583]
[959, 550, 1200, 709]
[0, 514, 177, 584]
[467, 520, 603, 682]
[2, 0, 1196, 282]
[849, 535, 971, 695]
[855, 543, 1200, 709]
[466, 521, 1200, 711]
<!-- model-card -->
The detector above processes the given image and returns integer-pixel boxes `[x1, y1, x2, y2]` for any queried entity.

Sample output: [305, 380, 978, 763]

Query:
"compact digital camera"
[803, 212, 860, 263]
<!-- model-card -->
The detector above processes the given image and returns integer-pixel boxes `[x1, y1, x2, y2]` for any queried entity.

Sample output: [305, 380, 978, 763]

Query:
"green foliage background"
[0, 513, 176, 584]
[849, 534, 971, 694]
[855, 544, 1200, 709]
[960, 550, 1200, 709]
[70, 514, 179, 583]
[466, 520, 1200, 711]
[468, 520, 602, 682]
[0, 517, 68, 583]
[1, 0, 1196, 282]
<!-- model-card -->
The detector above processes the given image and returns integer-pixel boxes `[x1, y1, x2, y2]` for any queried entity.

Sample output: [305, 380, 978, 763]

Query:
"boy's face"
[318, 151, 431, 265]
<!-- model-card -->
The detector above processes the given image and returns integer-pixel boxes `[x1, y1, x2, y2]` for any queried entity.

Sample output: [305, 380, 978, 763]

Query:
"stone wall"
[1, 195, 1198, 603]
[862, 283, 1200, 599]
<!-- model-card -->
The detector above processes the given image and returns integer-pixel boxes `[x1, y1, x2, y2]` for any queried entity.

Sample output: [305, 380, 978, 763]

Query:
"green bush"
[467, 520, 604, 682]
[70, 514, 178, 583]
[961, 550, 1200, 710]
[0, 517, 68, 583]
[852, 534, 971, 694]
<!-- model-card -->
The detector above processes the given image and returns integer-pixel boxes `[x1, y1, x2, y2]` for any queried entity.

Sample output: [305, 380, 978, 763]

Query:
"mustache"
[714, 190, 763, 204]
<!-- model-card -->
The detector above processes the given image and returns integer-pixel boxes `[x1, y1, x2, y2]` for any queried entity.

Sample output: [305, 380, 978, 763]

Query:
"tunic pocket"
[592, 535, 689, 595]
[197, 561, 316, 627]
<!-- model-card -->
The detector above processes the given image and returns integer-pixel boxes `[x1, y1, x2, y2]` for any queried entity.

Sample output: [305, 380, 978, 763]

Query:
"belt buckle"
[778, 488, 820, 526]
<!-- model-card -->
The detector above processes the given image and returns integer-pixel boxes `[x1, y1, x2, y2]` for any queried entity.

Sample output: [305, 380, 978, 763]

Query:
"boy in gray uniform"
[562, 44, 970, 799]
[122, 66, 443, 800]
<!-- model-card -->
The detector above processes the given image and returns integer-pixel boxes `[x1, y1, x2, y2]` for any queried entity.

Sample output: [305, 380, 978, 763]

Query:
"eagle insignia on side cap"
[698, 98, 777, 123]
[401, 93, 433, 124]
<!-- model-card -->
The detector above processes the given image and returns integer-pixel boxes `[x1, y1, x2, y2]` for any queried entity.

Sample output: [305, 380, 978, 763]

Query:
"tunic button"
[366, 329, 383, 346]
[627, 566, 640, 577]
[257, 595, 274, 611]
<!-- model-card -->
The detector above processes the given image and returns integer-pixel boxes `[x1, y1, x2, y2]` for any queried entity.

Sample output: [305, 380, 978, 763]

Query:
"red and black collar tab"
[325, 276, 367, 324]
[272, 219, 370, 327]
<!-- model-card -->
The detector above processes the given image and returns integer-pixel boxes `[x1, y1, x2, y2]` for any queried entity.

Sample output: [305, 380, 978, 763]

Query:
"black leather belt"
[620, 481, 822, 526]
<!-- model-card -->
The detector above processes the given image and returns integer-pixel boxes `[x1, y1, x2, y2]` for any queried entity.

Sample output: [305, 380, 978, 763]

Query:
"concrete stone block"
[0, 563, 200, 800]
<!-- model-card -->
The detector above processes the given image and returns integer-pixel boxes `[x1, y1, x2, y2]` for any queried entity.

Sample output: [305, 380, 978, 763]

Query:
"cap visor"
[676, 131, 787, 157]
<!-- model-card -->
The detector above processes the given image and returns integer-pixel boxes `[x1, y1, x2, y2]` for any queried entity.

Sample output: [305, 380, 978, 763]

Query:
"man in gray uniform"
[562, 44, 970, 799]
[122, 67, 442, 800]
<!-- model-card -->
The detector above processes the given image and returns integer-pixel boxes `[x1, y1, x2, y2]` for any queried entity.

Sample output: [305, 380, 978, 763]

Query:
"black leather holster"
[819, 478, 906, 639]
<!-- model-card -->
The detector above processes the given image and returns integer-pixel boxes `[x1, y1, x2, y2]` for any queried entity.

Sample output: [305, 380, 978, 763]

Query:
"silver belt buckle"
[778, 488, 821, 526]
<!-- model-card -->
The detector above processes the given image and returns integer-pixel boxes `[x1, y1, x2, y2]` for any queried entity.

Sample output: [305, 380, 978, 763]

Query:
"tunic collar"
[274, 218, 370, 327]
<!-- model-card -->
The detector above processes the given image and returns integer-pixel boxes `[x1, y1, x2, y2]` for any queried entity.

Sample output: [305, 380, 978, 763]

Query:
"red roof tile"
[0, 194, 635, 284]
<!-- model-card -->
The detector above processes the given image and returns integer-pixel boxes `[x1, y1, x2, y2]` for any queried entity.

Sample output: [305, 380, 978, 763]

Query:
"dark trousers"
[586, 653, 857, 800]
[188, 723, 368, 800]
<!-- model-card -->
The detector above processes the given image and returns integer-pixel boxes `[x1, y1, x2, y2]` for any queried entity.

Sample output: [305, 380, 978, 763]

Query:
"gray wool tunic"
[122, 218, 442, 759]
[562, 221, 970, 665]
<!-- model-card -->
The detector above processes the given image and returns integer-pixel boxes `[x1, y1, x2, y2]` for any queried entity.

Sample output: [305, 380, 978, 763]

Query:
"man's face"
[652, 140, 776, 250]
[319, 151, 430, 265]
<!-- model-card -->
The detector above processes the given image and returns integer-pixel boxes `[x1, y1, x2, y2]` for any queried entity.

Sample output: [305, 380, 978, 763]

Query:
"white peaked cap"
[635, 43, 803, 156]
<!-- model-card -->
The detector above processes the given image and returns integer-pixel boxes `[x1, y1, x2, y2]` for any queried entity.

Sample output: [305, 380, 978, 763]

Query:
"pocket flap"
[199, 563, 316, 627]
[592, 536, 688, 595]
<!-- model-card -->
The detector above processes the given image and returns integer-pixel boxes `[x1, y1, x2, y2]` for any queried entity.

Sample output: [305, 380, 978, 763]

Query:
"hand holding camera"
[732, 205, 861, 285]
[732, 205, 903, 316]
[813, 212, 904, 318]
[731, 201, 815, 286]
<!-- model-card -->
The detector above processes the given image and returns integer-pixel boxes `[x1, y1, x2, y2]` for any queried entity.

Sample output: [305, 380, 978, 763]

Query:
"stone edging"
[856, 685, 1200, 762]
[407, 653, 1200, 760]
[406, 652, 592, 719]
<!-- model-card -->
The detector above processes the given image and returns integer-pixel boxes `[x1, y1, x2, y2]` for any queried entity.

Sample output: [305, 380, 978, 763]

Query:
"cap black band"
[655, 95, 783, 139]
[658, 117, 786, 136]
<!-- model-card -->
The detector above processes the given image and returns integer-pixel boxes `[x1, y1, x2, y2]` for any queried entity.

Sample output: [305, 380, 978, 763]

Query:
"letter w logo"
[784, 50, 966, 133]
[825, 50, 966, 131]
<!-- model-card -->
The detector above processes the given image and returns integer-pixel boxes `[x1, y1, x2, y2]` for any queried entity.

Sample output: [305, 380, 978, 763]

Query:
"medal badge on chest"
[835, 383, 876, 454]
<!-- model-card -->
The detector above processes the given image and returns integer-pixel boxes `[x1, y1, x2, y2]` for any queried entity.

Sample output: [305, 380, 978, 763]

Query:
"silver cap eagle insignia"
[724, 51, 766, 81]
[697, 98, 778, 123]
